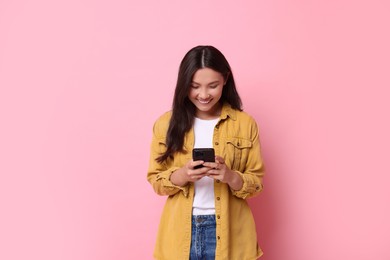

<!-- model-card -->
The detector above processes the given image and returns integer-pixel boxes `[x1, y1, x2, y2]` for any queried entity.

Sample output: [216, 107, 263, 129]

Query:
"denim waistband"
[192, 215, 216, 227]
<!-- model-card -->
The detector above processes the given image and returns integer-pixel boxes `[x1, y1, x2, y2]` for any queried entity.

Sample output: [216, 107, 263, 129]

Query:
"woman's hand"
[203, 156, 244, 191]
[170, 160, 212, 187]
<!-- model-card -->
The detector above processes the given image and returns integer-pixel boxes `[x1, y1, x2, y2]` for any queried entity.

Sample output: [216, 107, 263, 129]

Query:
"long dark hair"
[156, 45, 242, 163]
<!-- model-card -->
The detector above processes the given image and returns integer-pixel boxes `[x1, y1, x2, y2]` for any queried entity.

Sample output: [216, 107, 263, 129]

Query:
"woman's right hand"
[170, 160, 211, 187]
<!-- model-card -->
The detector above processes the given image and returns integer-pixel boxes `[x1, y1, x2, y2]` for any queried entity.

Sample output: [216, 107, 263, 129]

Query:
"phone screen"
[192, 148, 215, 169]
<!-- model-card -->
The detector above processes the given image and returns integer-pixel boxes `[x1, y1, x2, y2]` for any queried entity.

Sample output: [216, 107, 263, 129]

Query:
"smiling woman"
[147, 45, 266, 260]
[188, 68, 226, 120]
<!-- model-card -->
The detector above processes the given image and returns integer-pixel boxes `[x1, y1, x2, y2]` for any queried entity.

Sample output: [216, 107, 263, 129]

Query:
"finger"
[190, 160, 204, 169]
[203, 162, 219, 169]
[215, 156, 225, 164]
[206, 169, 219, 175]
[190, 166, 211, 175]
[189, 170, 210, 181]
[190, 173, 206, 180]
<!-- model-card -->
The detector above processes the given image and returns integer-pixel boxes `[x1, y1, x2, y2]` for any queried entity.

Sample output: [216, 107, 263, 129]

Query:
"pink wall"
[1, 0, 389, 259]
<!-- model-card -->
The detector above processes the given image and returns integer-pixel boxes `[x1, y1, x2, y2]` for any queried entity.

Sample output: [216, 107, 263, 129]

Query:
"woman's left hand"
[203, 156, 243, 191]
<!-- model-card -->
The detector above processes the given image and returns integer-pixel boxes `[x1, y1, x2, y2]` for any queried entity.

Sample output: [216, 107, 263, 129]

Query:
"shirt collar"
[220, 102, 237, 121]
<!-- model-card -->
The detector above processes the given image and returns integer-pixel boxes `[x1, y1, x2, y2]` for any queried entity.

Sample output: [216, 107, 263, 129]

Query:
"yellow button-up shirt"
[147, 103, 265, 260]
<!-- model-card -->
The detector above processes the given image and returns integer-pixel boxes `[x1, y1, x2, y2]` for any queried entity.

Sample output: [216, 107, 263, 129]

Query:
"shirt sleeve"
[230, 119, 265, 199]
[146, 119, 189, 197]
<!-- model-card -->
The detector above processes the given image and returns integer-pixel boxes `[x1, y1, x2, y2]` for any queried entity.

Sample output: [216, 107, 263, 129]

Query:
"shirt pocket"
[226, 137, 253, 172]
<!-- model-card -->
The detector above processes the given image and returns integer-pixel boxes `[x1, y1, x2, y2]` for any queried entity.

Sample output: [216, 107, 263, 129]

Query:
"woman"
[147, 45, 265, 260]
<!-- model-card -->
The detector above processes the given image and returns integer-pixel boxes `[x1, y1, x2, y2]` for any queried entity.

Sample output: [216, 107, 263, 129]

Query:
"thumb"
[215, 156, 225, 164]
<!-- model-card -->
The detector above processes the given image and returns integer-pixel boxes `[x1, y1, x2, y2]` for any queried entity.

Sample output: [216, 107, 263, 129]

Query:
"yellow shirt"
[147, 103, 265, 260]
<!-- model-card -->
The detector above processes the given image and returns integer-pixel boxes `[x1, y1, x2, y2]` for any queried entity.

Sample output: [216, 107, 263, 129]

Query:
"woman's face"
[188, 68, 225, 119]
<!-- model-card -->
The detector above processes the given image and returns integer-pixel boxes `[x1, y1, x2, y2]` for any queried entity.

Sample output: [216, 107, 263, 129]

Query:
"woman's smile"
[197, 98, 212, 104]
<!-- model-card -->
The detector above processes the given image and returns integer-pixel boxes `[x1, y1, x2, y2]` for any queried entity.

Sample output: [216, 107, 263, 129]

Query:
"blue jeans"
[190, 215, 216, 260]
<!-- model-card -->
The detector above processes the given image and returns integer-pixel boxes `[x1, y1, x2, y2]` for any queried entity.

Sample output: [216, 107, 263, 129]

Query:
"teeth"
[198, 99, 211, 104]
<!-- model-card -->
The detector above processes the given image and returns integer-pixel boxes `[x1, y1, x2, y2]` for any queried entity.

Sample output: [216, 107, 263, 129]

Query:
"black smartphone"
[192, 148, 215, 169]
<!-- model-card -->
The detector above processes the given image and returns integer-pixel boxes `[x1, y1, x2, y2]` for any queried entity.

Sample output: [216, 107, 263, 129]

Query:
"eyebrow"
[191, 80, 220, 85]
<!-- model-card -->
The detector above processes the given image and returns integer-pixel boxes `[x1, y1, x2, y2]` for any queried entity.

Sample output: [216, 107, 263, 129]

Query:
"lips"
[197, 98, 212, 104]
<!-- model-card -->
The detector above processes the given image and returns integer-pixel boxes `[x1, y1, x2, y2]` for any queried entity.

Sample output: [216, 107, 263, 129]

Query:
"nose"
[198, 88, 209, 99]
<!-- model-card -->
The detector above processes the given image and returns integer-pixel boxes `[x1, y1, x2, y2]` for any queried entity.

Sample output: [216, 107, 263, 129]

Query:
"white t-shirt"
[192, 117, 219, 215]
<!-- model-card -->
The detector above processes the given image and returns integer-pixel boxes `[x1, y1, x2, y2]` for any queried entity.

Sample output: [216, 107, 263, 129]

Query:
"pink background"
[1, 0, 389, 259]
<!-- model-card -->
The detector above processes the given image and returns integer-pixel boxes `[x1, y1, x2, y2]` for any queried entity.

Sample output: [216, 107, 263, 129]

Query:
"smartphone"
[192, 148, 215, 169]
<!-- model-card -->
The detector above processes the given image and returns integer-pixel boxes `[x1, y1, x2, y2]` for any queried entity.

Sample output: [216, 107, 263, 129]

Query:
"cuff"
[156, 167, 189, 197]
[230, 171, 262, 199]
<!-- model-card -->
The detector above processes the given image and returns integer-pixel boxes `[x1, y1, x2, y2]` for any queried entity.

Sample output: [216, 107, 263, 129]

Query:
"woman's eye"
[191, 85, 199, 89]
[210, 85, 218, 89]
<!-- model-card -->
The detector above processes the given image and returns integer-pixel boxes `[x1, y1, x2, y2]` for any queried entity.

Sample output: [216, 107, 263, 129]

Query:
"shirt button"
[215, 125, 219, 129]
[217, 236, 220, 240]
[216, 180, 220, 183]
[217, 215, 220, 219]
[216, 197, 220, 201]
[215, 142, 219, 145]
